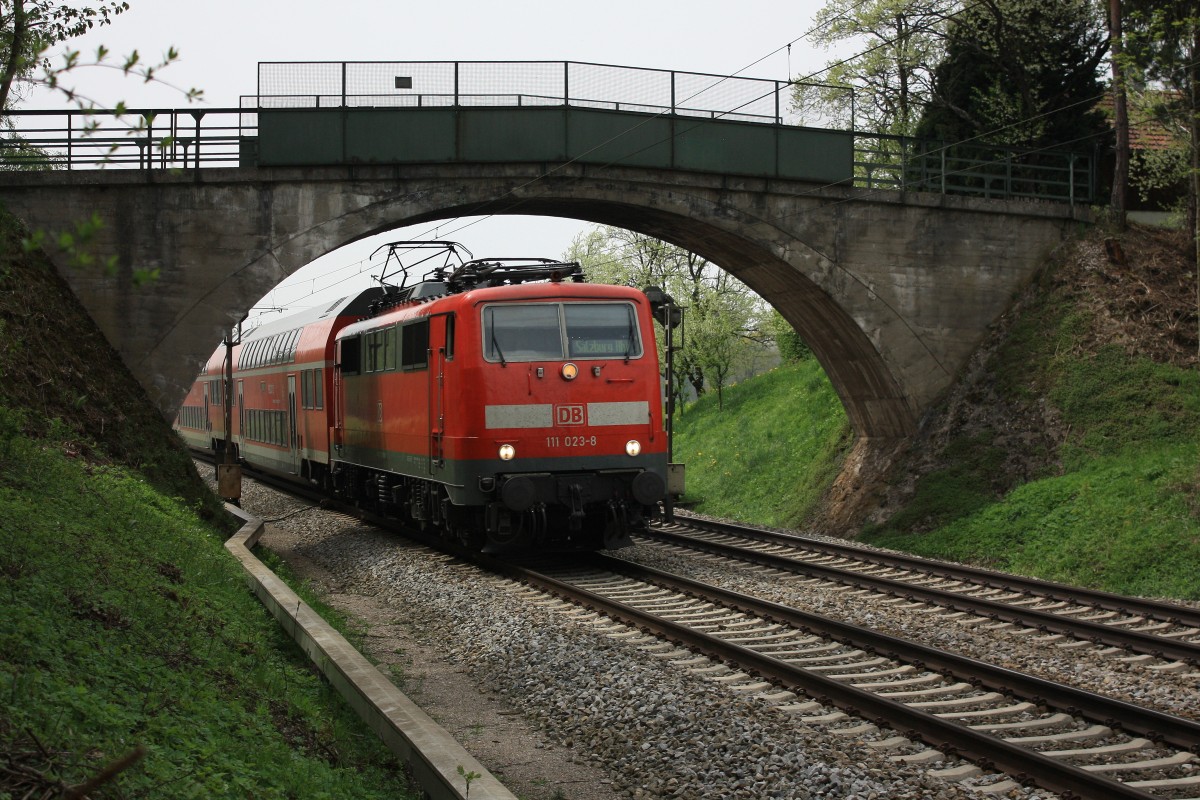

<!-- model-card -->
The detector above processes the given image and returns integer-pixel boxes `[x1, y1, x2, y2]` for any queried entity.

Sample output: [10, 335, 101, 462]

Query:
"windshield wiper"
[624, 312, 635, 363]
[491, 330, 507, 367]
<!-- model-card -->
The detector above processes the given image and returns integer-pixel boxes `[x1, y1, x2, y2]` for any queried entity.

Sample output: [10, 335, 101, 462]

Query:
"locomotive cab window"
[565, 303, 642, 359]
[483, 302, 642, 362]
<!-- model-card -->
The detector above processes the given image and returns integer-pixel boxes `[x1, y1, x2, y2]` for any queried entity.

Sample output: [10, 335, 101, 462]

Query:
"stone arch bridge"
[0, 161, 1085, 441]
[0, 67, 1092, 442]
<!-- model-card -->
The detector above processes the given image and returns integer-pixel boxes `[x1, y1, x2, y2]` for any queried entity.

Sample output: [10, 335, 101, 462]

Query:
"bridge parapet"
[1, 60, 1096, 204]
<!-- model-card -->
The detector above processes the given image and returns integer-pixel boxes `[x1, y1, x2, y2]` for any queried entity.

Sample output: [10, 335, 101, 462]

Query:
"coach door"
[287, 375, 300, 474]
[202, 381, 210, 433]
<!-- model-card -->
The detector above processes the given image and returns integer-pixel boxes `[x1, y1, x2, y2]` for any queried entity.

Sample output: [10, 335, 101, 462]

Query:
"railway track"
[488, 552, 1200, 800]
[202, 457, 1200, 797]
[640, 516, 1200, 668]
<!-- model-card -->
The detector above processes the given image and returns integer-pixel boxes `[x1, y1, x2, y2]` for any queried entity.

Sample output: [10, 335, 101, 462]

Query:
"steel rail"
[668, 516, 1200, 630]
[644, 525, 1200, 665]
[585, 553, 1200, 754]
[480, 553, 1166, 800]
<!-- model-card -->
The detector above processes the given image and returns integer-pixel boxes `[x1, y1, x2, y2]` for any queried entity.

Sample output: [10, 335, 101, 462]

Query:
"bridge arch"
[268, 173, 910, 438]
[0, 162, 1084, 441]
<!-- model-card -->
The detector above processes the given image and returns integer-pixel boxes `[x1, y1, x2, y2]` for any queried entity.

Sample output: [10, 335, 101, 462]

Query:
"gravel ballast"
[212, 469, 1194, 799]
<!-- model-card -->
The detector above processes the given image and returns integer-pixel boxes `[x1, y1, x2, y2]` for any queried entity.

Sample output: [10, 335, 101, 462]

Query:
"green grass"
[673, 359, 851, 527]
[0, 411, 416, 798]
[865, 444, 1200, 598]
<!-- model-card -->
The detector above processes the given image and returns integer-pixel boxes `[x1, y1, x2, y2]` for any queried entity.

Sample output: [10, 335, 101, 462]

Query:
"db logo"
[555, 404, 585, 426]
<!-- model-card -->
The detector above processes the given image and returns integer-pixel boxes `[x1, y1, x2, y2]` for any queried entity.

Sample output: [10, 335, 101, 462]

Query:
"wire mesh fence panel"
[259, 63, 344, 100]
[567, 63, 673, 113]
[346, 62, 458, 105]
[458, 62, 567, 105]
[671, 71, 780, 122]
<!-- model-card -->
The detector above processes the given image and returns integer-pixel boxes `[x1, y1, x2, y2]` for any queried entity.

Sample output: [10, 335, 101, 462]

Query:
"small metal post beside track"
[644, 287, 684, 521]
[218, 321, 244, 504]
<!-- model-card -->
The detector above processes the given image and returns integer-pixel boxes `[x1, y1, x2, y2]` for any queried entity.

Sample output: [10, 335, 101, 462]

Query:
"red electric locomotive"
[177, 242, 670, 550]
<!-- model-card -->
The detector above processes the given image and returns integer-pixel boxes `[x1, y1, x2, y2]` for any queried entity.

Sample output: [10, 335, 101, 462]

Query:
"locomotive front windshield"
[483, 302, 643, 362]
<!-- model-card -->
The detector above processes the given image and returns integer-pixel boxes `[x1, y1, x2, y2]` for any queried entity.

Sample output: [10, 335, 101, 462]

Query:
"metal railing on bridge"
[0, 107, 246, 170]
[0, 60, 1096, 204]
[854, 133, 1096, 205]
[252, 60, 795, 123]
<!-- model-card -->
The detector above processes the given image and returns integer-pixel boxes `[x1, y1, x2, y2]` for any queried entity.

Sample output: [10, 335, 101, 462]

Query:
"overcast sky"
[33, 0, 838, 320]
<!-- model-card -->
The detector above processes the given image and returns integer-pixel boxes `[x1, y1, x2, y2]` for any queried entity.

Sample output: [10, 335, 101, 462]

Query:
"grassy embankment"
[0, 212, 416, 798]
[676, 231, 1200, 601]
[673, 358, 852, 528]
[862, 296, 1200, 600]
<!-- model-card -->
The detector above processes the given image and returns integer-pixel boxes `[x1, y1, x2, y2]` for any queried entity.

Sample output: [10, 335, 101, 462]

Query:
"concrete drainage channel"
[222, 504, 517, 800]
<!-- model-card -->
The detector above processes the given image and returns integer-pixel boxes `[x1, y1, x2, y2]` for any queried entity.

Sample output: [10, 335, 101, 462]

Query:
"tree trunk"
[0, 0, 29, 113]
[1109, 0, 1129, 228]
[1191, 27, 1199, 360]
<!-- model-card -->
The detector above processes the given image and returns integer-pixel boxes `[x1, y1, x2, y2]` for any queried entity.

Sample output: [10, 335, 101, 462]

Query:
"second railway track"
[641, 516, 1200, 667]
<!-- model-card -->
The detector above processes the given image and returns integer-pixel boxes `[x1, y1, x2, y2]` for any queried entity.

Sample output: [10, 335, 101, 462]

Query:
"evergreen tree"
[916, 0, 1110, 150]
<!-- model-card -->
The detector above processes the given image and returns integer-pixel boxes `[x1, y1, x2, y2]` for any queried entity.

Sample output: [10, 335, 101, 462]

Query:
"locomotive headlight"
[561, 362, 579, 380]
[625, 439, 642, 457]
[499, 444, 516, 461]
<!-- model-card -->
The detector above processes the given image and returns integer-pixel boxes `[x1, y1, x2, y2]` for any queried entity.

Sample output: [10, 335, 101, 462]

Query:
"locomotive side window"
[385, 327, 398, 371]
[363, 327, 397, 373]
[444, 314, 455, 360]
[401, 319, 430, 371]
[338, 336, 362, 375]
[565, 303, 642, 358]
[482, 302, 641, 362]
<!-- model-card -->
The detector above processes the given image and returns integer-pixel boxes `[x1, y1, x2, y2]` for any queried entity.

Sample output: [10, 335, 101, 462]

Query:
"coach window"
[401, 319, 430, 370]
[285, 329, 300, 362]
[314, 368, 324, 408]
